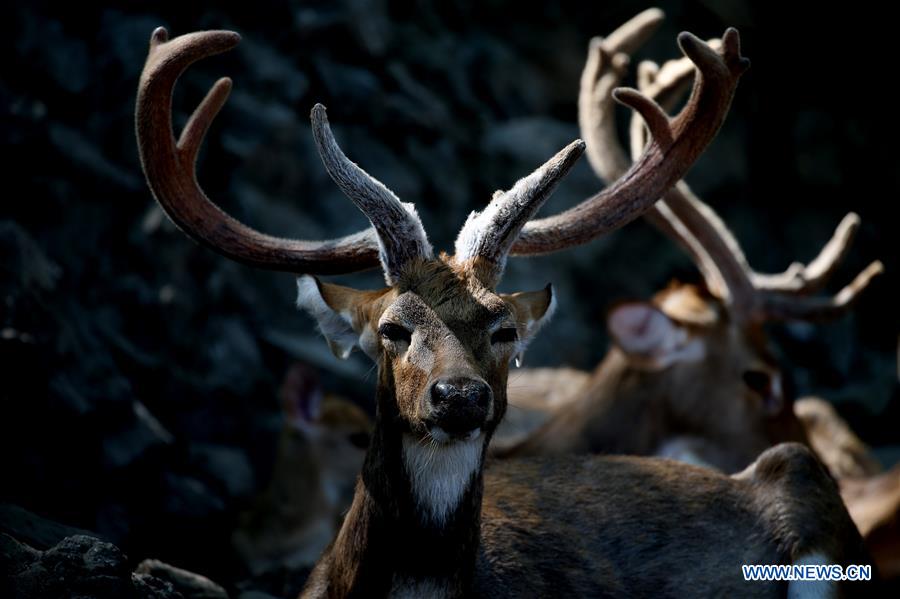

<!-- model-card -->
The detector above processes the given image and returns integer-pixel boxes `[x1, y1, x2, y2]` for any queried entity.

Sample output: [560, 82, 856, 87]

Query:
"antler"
[455, 139, 585, 284]
[579, 11, 883, 323]
[510, 16, 749, 255]
[308, 104, 432, 282]
[136, 28, 432, 281]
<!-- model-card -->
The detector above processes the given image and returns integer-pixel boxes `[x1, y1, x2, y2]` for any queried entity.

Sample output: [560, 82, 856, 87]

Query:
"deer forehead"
[382, 262, 512, 337]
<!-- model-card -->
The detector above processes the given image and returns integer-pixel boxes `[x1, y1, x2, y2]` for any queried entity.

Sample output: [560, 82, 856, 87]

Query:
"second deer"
[497, 8, 895, 580]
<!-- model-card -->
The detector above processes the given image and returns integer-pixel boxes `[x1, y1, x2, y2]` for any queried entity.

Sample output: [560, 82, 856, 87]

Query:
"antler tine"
[136, 28, 382, 275]
[310, 104, 432, 283]
[630, 58, 731, 297]
[751, 213, 861, 293]
[578, 8, 665, 183]
[629, 45, 882, 322]
[645, 200, 729, 297]
[639, 55, 702, 113]
[512, 27, 749, 256]
[629, 44, 721, 154]
[574, 11, 729, 295]
[760, 261, 884, 321]
[455, 140, 586, 285]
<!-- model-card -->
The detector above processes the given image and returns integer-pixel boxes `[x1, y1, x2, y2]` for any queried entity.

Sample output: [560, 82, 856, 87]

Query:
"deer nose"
[427, 378, 491, 437]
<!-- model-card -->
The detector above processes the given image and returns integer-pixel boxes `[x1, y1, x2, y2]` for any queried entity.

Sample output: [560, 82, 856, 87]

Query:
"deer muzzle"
[425, 377, 492, 441]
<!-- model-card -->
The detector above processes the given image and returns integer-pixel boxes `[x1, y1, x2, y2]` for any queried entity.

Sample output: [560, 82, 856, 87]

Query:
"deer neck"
[311, 379, 488, 597]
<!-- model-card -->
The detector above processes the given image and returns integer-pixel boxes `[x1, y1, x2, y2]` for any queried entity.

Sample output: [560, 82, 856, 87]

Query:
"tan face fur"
[297, 254, 555, 444]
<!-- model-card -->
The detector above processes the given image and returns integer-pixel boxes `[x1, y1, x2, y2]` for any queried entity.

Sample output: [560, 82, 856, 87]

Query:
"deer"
[498, 9, 884, 474]
[135, 23, 873, 597]
[232, 363, 371, 579]
[494, 9, 897, 581]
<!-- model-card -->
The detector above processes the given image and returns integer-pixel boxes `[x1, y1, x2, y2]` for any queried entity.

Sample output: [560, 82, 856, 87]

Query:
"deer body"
[304, 435, 865, 597]
[134, 20, 873, 598]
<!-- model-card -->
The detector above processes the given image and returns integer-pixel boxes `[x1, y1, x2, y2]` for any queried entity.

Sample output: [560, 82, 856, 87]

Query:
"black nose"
[428, 378, 491, 435]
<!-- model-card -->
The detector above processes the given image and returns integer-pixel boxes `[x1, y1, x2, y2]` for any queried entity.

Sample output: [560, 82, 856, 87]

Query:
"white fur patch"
[402, 432, 483, 526]
[296, 275, 358, 359]
[358, 326, 379, 360]
[609, 303, 706, 369]
[787, 553, 838, 599]
[658, 335, 706, 368]
[654, 437, 716, 469]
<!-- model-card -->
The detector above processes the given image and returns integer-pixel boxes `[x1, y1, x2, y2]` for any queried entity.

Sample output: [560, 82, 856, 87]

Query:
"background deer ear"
[296, 275, 379, 360]
[607, 302, 705, 370]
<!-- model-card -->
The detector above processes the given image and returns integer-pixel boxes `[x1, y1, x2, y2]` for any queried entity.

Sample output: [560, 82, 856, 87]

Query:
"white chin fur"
[402, 431, 484, 527]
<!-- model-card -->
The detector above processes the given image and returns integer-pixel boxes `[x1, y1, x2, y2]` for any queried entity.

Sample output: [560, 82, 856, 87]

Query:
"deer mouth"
[424, 423, 483, 445]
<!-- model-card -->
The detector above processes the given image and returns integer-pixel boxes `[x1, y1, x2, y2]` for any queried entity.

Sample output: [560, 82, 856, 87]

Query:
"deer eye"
[379, 323, 411, 344]
[491, 328, 518, 345]
[742, 370, 771, 396]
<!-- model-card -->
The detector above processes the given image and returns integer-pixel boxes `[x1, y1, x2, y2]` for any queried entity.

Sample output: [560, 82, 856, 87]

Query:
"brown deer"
[136, 24, 872, 597]
[232, 364, 371, 577]
[497, 9, 897, 581]
[500, 9, 883, 475]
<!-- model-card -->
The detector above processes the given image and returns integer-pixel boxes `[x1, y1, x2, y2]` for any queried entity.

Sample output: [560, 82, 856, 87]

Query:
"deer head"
[502, 9, 882, 471]
[136, 24, 753, 594]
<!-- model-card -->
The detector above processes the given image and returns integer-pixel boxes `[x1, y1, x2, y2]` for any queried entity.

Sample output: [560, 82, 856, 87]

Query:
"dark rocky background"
[2, 0, 898, 596]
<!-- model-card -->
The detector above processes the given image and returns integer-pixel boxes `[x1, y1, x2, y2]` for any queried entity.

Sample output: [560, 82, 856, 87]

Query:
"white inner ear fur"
[296, 275, 360, 360]
[609, 303, 706, 370]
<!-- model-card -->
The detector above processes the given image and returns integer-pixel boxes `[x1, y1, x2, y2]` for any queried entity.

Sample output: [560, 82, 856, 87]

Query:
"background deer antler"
[580, 9, 883, 324]
[510, 18, 749, 255]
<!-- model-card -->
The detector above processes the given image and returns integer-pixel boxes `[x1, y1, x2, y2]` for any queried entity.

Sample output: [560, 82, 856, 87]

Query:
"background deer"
[497, 8, 896, 580]
[499, 9, 883, 468]
[136, 23, 873, 597]
[232, 363, 371, 579]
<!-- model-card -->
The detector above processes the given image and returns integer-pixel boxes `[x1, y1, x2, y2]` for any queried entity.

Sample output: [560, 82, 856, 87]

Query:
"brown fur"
[795, 396, 882, 479]
[499, 286, 898, 584]
[841, 464, 900, 579]
[797, 397, 900, 580]
[475, 445, 869, 597]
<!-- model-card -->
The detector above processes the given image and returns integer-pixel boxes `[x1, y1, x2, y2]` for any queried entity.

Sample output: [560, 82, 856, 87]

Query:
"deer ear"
[502, 284, 557, 365]
[607, 302, 705, 370]
[296, 275, 383, 360]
